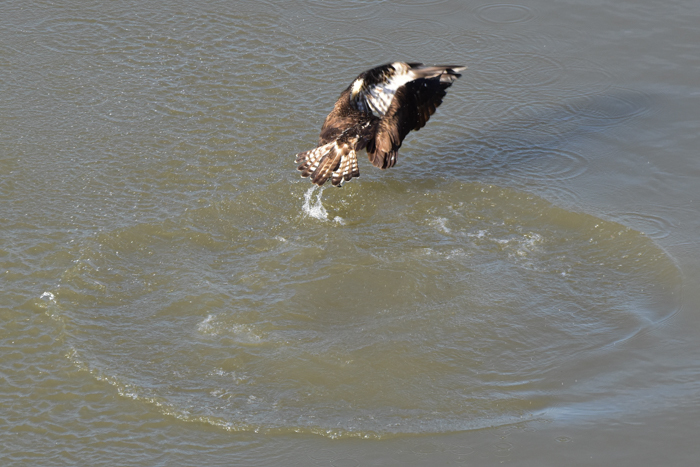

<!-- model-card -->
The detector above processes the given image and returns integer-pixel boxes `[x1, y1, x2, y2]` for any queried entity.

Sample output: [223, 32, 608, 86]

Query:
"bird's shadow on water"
[402, 88, 653, 188]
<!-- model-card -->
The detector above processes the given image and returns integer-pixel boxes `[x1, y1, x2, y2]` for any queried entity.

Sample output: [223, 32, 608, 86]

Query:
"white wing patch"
[361, 64, 417, 117]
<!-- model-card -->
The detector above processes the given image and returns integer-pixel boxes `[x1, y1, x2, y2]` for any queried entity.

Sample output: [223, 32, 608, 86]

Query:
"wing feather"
[355, 63, 464, 118]
[367, 77, 451, 169]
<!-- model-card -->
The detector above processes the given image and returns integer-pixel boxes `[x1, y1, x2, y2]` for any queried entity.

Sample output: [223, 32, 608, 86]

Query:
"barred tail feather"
[295, 142, 335, 179]
[331, 148, 359, 186]
[296, 141, 360, 187]
[311, 145, 341, 186]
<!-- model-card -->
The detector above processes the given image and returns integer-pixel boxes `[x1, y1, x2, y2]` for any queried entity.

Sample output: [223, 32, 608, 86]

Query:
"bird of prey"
[295, 62, 465, 187]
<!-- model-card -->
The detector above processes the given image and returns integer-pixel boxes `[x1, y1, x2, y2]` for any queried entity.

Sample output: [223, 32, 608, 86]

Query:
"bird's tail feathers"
[295, 141, 359, 187]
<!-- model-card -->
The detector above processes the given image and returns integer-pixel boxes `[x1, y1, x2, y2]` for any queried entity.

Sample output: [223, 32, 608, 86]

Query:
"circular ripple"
[561, 88, 652, 128]
[476, 4, 535, 24]
[302, 0, 387, 23]
[374, 20, 458, 57]
[387, 0, 463, 13]
[456, 30, 508, 53]
[535, 185, 584, 210]
[472, 53, 566, 88]
[501, 146, 589, 182]
[318, 37, 385, 75]
[430, 141, 589, 183]
[557, 58, 615, 97]
[616, 212, 673, 239]
[397, 17, 454, 32]
[396, 0, 457, 5]
[50, 183, 681, 439]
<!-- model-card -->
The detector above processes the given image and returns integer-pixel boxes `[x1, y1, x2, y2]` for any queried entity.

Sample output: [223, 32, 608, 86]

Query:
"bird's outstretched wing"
[354, 63, 463, 117]
[367, 70, 460, 169]
[352, 63, 419, 117]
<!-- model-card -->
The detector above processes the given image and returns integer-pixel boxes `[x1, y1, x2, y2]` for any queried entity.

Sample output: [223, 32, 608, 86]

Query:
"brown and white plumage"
[295, 62, 465, 186]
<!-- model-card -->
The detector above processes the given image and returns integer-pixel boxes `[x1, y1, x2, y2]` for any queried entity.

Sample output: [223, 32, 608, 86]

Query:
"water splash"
[302, 186, 329, 221]
[40, 291, 56, 302]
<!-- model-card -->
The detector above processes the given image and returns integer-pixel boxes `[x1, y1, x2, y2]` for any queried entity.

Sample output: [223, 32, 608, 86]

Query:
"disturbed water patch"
[47, 182, 681, 438]
[302, 186, 346, 224]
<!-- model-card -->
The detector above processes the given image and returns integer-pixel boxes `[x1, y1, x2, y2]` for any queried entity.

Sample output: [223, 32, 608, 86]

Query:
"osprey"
[295, 62, 466, 186]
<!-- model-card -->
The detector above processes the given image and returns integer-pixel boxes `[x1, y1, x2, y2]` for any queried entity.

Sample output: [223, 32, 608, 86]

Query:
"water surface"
[2, 0, 699, 464]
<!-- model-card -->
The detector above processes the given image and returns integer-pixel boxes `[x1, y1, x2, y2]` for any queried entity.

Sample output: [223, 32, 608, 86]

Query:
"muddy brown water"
[2, 0, 699, 465]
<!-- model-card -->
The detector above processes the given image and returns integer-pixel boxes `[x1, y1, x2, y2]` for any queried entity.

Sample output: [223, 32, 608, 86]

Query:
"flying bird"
[295, 62, 465, 187]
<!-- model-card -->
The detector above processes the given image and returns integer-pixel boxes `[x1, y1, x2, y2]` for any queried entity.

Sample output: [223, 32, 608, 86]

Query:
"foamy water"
[302, 186, 329, 220]
[302, 185, 345, 224]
